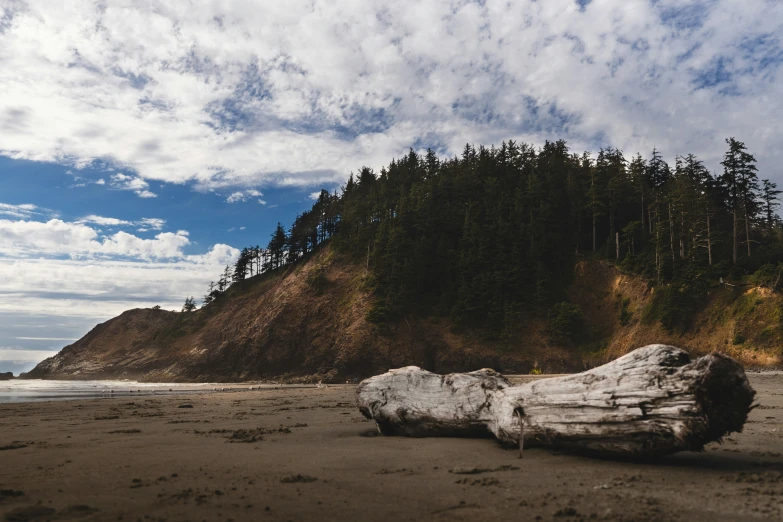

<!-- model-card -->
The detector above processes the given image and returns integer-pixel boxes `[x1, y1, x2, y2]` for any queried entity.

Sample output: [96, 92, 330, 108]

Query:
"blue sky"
[0, 155, 330, 258]
[0, 0, 782, 374]
[0, 156, 332, 374]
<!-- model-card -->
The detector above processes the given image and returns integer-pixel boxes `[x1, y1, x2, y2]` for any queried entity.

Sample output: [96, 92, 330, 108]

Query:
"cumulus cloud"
[0, 0, 780, 190]
[138, 218, 165, 231]
[0, 212, 239, 322]
[0, 242, 238, 316]
[225, 189, 263, 203]
[76, 215, 166, 232]
[0, 218, 195, 259]
[66, 170, 106, 189]
[110, 173, 156, 198]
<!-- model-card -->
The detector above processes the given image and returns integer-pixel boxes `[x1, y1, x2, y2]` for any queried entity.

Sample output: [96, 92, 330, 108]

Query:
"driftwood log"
[356, 345, 755, 457]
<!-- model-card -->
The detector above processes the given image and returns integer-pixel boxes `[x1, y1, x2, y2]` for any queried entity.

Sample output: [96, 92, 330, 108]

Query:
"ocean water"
[0, 380, 299, 403]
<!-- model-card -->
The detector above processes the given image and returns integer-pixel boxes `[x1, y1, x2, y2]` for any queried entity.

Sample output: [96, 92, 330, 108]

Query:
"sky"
[0, 0, 782, 374]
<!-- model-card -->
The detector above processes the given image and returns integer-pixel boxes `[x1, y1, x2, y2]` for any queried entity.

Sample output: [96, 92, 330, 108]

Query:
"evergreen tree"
[268, 222, 288, 269]
[203, 281, 216, 305]
[233, 248, 250, 282]
[761, 179, 782, 235]
[181, 296, 197, 312]
[720, 138, 760, 264]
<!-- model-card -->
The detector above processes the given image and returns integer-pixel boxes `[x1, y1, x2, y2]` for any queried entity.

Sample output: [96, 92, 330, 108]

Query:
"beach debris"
[448, 465, 519, 474]
[0, 489, 24, 501]
[280, 474, 317, 483]
[357, 345, 755, 458]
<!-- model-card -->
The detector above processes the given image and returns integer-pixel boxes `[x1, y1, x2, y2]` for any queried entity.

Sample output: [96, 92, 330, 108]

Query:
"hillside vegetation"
[27, 138, 783, 380]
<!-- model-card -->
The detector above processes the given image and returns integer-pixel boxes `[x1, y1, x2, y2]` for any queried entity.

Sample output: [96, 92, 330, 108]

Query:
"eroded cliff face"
[570, 260, 783, 369]
[24, 247, 783, 382]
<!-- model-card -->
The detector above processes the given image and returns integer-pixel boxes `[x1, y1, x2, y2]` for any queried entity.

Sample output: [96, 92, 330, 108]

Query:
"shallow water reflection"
[0, 380, 303, 403]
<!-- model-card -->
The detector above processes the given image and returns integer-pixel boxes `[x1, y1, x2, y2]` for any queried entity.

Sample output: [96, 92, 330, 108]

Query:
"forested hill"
[26, 138, 783, 380]
[210, 136, 783, 335]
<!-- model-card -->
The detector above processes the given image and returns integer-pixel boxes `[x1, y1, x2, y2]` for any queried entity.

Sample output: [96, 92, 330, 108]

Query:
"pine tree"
[233, 248, 250, 282]
[761, 179, 782, 236]
[203, 281, 216, 305]
[268, 222, 288, 269]
[647, 148, 670, 281]
[181, 296, 197, 312]
[720, 138, 760, 264]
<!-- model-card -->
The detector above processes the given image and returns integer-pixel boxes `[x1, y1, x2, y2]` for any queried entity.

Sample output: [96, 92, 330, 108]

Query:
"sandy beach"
[1, 374, 782, 522]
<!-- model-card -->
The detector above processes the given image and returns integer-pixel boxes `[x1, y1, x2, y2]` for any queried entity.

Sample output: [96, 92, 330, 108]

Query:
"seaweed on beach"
[280, 474, 317, 484]
[192, 426, 293, 443]
[0, 443, 27, 451]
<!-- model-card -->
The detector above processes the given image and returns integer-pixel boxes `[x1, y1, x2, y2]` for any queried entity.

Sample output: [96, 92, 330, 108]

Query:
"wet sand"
[1, 374, 781, 522]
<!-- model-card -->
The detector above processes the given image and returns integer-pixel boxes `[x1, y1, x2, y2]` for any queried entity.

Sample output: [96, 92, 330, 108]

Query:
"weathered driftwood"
[356, 345, 755, 457]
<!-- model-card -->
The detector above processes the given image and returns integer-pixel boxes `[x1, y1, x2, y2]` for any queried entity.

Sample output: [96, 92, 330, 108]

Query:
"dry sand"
[1, 374, 782, 522]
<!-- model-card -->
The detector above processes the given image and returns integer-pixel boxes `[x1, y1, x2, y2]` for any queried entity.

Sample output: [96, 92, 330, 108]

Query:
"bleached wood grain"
[357, 345, 755, 457]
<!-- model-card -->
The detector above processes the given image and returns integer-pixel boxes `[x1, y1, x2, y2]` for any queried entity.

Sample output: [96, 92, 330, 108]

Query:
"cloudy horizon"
[1, 0, 782, 373]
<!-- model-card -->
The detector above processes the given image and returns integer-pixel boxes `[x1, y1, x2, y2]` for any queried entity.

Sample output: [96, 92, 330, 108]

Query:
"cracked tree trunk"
[356, 345, 755, 457]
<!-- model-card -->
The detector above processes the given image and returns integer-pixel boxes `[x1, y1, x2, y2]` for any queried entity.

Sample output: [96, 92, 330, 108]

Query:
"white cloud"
[110, 173, 156, 198]
[66, 170, 106, 189]
[0, 203, 38, 218]
[309, 192, 321, 201]
[226, 189, 263, 203]
[138, 217, 166, 231]
[0, 217, 194, 260]
[77, 215, 166, 234]
[77, 215, 133, 227]
[14, 337, 77, 341]
[0, 203, 57, 219]
[0, 0, 779, 189]
[0, 209, 230, 331]
[0, 243, 238, 319]
[0, 212, 239, 321]
[0, 349, 60, 363]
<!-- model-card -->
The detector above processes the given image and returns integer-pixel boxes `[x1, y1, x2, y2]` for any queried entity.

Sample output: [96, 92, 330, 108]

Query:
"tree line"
[185, 137, 781, 335]
[195, 189, 341, 307]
